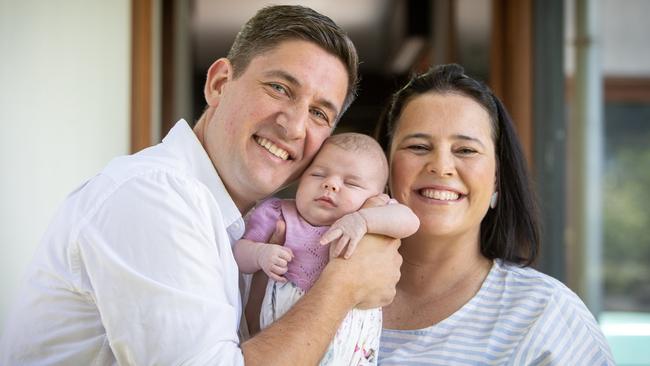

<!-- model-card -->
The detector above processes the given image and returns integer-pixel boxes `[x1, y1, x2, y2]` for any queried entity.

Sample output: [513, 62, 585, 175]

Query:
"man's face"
[200, 40, 349, 211]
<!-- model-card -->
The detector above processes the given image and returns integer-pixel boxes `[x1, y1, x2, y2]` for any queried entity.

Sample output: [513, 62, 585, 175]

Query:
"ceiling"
[191, 0, 401, 74]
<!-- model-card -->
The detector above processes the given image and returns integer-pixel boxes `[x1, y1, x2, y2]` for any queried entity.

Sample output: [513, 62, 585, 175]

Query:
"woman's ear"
[204, 58, 233, 107]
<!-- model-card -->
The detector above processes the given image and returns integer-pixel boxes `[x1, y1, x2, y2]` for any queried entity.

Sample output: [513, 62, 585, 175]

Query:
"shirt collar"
[163, 120, 244, 240]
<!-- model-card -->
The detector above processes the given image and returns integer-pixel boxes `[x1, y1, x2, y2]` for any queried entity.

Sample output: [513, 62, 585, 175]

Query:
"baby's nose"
[322, 181, 339, 192]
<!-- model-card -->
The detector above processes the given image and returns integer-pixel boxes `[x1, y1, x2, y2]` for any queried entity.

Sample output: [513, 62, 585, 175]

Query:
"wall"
[0, 0, 130, 329]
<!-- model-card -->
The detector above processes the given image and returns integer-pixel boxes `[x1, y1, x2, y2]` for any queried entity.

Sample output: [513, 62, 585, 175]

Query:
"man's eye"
[269, 83, 288, 95]
[310, 108, 330, 125]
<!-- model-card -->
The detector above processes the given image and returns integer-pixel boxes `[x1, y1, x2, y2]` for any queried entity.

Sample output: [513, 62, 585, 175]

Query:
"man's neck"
[193, 110, 255, 214]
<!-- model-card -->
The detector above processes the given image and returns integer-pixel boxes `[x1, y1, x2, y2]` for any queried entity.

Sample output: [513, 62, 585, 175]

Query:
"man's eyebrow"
[263, 69, 341, 120]
[263, 70, 301, 87]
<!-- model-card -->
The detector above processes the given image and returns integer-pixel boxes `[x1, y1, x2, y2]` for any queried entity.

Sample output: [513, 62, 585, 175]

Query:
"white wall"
[0, 0, 131, 330]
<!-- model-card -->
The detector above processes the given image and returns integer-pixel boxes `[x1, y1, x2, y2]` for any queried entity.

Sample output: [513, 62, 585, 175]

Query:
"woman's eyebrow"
[402, 133, 431, 140]
[401, 133, 486, 148]
[453, 134, 486, 148]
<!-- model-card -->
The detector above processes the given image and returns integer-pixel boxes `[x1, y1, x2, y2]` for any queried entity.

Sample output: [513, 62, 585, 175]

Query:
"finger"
[361, 193, 389, 209]
[268, 219, 286, 245]
[272, 264, 288, 275]
[377, 193, 390, 203]
[273, 257, 288, 267]
[320, 228, 343, 245]
[269, 273, 287, 283]
[278, 247, 293, 261]
[334, 235, 349, 258]
[344, 240, 358, 259]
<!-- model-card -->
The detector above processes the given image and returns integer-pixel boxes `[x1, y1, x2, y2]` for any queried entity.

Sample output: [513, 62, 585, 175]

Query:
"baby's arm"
[321, 196, 419, 258]
[358, 202, 420, 239]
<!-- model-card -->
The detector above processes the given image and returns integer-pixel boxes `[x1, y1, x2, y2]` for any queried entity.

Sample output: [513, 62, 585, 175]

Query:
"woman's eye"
[456, 147, 477, 155]
[407, 144, 429, 152]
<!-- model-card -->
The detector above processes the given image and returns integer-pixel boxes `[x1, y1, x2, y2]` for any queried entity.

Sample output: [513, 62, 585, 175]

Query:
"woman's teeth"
[420, 188, 460, 201]
[255, 136, 289, 160]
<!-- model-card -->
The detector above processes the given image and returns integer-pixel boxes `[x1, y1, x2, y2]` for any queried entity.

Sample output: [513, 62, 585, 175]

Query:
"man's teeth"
[420, 189, 460, 201]
[255, 136, 289, 160]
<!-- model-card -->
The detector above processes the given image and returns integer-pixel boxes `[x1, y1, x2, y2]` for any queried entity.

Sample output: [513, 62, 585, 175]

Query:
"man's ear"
[204, 58, 233, 107]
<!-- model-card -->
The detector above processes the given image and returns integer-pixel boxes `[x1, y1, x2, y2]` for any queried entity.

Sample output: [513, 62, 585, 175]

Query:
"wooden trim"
[490, 0, 534, 165]
[130, 0, 152, 153]
[604, 77, 650, 103]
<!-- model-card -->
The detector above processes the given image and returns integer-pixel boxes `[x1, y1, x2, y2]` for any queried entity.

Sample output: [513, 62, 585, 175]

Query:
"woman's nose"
[426, 152, 454, 177]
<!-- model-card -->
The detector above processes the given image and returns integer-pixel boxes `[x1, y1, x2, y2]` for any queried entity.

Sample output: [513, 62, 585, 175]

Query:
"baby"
[234, 133, 419, 365]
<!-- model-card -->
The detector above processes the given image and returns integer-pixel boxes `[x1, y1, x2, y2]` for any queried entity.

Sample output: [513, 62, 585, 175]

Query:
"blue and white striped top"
[379, 259, 615, 365]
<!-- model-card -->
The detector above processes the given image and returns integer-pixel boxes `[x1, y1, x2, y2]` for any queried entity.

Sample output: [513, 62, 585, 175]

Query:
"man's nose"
[277, 104, 307, 140]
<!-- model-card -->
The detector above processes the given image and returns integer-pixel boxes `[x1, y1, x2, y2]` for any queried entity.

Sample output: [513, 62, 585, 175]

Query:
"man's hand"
[321, 234, 402, 309]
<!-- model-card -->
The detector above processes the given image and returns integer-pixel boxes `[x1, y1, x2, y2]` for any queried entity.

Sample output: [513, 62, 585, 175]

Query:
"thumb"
[268, 219, 286, 245]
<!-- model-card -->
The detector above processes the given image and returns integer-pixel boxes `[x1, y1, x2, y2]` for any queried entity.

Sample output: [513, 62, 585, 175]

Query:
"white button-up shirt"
[1, 120, 246, 365]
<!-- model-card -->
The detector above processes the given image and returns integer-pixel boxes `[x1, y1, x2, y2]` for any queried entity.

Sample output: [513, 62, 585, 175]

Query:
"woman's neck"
[403, 238, 487, 288]
[383, 230, 492, 329]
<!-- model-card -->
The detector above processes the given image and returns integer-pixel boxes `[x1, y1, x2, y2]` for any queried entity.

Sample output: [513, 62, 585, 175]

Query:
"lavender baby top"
[243, 198, 330, 292]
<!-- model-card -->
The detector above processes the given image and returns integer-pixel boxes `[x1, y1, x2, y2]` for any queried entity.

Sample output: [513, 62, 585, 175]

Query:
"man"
[0, 5, 401, 365]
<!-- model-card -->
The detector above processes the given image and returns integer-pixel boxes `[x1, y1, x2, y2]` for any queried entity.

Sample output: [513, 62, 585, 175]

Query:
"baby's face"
[296, 143, 385, 226]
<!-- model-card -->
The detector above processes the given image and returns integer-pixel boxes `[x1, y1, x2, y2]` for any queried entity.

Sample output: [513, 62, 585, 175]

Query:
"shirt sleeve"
[519, 286, 616, 365]
[76, 171, 244, 365]
[242, 197, 283, 243]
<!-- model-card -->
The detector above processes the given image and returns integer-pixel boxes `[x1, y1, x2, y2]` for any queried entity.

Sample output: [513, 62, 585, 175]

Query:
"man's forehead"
[249, 41, 348, 106]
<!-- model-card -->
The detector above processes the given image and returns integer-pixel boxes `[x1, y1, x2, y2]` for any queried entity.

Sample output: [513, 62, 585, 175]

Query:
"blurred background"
[1, 0, 649, 364]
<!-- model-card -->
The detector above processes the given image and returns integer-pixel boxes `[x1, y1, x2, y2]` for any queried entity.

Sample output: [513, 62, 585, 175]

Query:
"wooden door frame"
[130, 0, 153, 153]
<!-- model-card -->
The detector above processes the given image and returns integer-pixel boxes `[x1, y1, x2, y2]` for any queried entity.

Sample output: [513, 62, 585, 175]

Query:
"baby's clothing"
[244, 198, 329, 292]
[243, 198, 381, 366]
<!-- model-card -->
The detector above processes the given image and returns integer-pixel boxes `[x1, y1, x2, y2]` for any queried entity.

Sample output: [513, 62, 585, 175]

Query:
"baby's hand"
[320, 211, 368, 259]
[257, 244, 293, 282]
[361, 193, 391, 209]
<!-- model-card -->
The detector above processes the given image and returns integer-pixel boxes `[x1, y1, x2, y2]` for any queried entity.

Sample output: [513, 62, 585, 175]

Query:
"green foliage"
[603, 145, 650, 310]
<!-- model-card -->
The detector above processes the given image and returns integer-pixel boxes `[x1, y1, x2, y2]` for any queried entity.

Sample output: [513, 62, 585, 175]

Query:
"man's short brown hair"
[227, 5, 359, 116]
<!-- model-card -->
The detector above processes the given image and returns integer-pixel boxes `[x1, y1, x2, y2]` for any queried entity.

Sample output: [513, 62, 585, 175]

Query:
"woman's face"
[388, 92, 496, 240]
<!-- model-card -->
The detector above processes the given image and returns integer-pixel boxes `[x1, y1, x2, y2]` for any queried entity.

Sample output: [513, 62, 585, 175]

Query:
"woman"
[375, 64, 614, 365]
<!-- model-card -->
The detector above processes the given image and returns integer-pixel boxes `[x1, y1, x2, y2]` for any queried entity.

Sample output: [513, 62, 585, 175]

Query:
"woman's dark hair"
[375, 64, 540, 266]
